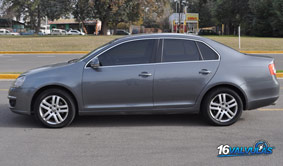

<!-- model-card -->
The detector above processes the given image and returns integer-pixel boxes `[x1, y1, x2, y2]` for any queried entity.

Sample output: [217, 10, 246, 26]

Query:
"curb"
[1, 73, 283, 79]
[240, 51, 283, 54]
[0, 74, 20, 79]
[0, 51, 89, 54]
[0, 51, 283, 54]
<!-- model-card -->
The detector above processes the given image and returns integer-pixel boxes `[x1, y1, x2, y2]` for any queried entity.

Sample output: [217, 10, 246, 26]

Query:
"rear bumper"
[243, 76, 280, 110]
[246, 96, 279, 110]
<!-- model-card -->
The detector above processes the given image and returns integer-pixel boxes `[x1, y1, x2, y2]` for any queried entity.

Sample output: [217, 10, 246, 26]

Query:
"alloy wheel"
[209, 93, 238, 123]
[39, 95, 69, 125]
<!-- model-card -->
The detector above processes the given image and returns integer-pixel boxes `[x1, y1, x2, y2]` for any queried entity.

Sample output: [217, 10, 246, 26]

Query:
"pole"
[172, 20, 174, 33]
[183, 6, 185, 33]
[175, 0, 177, 33]
[238, 25, 241, 49]
[176, 1, 177, 13]
[45, 16, 48, 33]
[178, 0, 181, 33]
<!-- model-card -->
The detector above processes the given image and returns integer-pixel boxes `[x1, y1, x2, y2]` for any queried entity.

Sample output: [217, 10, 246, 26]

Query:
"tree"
[271, 0, 283, 36]
[108, 0, 140, 34]
[249, 0, 274, 36]
[72, 0, 93, 33]
[142, 0, 171, 29]
[1, 0, 73, 32]
[73, 0, 142, 35]
[91, 0, 142, 35]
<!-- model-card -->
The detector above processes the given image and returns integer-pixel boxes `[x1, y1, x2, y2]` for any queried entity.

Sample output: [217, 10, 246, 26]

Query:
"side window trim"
[195, 41, 204, 60]
[155, 39, 163, 63]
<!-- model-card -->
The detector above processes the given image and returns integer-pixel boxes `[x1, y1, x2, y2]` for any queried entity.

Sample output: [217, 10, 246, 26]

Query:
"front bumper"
[8, 87, 34, 115]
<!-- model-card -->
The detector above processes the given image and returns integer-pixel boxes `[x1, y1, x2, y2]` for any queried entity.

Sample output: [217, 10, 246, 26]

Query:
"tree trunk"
[113, 23, 118, 35]
[101, 19, 108, 35]
[81, 22, 87, 34]
[29, 11, 35, 30]
[36, 4, 41, 33]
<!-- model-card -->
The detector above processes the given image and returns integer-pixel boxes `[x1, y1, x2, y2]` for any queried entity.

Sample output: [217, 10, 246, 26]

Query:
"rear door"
[153, 39, 220, 109]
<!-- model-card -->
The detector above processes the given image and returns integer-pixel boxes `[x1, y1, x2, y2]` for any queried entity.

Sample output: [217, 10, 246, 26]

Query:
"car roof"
[114, 33, 208, 43]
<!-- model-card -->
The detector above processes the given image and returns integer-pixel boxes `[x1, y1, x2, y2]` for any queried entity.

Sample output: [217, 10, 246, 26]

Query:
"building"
[48, 19, 101, 35]
[169, 13, 199, 34]
[0, 18, 25, 32]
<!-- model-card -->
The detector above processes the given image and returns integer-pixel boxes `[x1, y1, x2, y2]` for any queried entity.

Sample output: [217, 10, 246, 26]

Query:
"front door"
[82, 39, 157, 112]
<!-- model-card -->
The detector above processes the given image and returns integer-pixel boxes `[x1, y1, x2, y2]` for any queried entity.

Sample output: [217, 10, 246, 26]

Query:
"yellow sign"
[186, 13, 199, 21]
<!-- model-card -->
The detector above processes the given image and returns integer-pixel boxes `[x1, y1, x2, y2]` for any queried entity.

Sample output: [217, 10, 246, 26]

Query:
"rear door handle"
[139, 72, 152, 77]
[199, 69, 211, 75]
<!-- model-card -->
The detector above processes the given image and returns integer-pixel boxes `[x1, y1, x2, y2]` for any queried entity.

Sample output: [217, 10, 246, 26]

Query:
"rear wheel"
[201, 88, 243, 126]
[34, 88, 76, 128]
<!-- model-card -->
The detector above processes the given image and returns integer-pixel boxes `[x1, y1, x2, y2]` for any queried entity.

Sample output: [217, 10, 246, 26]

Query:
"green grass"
[0, 72, 22, 74]
[1, 35, 283, 51]
[0, 35, 119, 52]
[206, 36, 283, 51]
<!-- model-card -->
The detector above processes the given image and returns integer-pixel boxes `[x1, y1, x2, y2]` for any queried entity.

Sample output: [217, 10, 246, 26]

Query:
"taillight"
[268, 63, 276, 76]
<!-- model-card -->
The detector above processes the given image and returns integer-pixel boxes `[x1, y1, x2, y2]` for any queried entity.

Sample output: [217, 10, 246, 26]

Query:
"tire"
[201, 88, 243, 126]
[34, 88, 76, 128]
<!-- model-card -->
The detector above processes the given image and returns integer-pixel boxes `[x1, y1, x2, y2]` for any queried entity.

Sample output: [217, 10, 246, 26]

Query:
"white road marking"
[37, 56, 55, 58]
[258, 108, 283, 111]
[0, 55, 12, 58]
[0, 79, 15, 81]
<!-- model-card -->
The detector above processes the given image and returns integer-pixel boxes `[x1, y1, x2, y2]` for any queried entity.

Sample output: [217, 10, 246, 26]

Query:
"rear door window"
[162, 39, 201, 62]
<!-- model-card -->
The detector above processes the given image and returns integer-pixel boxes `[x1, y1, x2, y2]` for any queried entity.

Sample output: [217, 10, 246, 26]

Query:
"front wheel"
[34, 89, 76, 128]
[201, 88, 243, 126]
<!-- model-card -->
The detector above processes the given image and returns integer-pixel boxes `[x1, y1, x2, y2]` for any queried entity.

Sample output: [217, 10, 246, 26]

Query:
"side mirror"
[89, 57, 100, 69]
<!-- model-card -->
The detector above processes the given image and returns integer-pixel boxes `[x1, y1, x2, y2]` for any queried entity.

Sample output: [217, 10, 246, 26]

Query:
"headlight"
[13, 76, 26, 87]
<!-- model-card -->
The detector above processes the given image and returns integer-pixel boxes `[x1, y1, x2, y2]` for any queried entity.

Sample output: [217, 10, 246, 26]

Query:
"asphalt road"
[0, 54, 84, 72]
[0, 79, 282, 166]
[0, 53, 283, 72]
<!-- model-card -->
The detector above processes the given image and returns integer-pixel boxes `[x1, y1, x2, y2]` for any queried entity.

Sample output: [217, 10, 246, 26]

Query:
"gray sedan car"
[8, 33, 279, 128]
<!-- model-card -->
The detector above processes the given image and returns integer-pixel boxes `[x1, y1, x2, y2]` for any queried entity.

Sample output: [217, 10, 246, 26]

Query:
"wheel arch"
[200, 84, 247, 111]
[30, 85, 79, 115]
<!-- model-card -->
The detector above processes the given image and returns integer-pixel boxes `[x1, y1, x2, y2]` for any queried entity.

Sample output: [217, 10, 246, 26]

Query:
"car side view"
[8, 33, 280, 128]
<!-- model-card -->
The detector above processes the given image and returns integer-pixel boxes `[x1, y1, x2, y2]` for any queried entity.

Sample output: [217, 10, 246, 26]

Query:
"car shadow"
[71, 114, 208, 128]
[0, 103, 210, 128]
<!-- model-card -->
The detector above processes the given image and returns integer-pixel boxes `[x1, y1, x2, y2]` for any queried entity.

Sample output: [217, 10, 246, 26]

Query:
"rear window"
[197, 42, 219, 60]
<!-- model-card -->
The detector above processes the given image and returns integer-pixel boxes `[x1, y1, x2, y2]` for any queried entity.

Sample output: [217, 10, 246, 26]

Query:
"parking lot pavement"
[0, 79, 283, 166]
[0, 53, 283, 72]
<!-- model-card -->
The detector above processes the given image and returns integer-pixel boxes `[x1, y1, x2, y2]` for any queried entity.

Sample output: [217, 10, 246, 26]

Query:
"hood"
[22, 62, 70, 76]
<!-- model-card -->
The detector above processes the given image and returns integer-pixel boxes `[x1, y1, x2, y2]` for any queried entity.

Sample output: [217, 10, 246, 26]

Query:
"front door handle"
[199, 69, 211, 75]
[139, 72, 152, 77]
